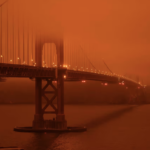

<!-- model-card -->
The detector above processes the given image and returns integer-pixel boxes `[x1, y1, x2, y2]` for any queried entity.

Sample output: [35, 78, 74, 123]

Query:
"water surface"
[0, 104, 150, 150]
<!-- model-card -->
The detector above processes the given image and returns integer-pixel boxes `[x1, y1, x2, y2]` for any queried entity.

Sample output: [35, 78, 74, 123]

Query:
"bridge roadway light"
[64, 75, 66, 79]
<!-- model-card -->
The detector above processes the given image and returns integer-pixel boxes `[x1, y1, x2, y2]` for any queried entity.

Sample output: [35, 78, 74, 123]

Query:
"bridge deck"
[0, 63, 141, 87]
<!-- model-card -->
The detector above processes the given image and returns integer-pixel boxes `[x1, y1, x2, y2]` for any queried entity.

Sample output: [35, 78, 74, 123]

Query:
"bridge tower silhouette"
[33, 36, 68, 130]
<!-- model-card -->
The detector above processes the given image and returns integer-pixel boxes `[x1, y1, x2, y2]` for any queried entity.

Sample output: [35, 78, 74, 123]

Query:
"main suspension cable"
[79, 45, 97, 71]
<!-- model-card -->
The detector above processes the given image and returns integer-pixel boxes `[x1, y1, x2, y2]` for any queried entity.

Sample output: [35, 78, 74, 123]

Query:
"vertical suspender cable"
[70, 42, 71, 68]
[69, 41, 71, 66]
[66, 40, 67, 67]
[45, 43, 47, 67]
[27, 19, 29, 65]
[77, 46, 78, 69]
[63, 39, 66, 67]
[47, 43, 48, 67]
[79, 50, 81, 69]
[76, 45, 77, 69]
[18, 0, 20, 64]
[70, 41, 71, 68]
[1, 7, 2, 63]
[68, 40, 69, 67]
[64, 39, 65, 66]
[44, 37, 45, 67]
[12, 1, 14, 64]
[0, 0, 8, 63]
[31, 26, 35, 65]
[31, 26, 33, 65]
[83, 46, 85, 70]
[7, 2, 8, 63]
[49, 43, 51, 67]
[40, 30, 41, 67]
[68, 40, 70, 67]
[83, 44, 84, 70]
[67, 39, 68, 66]
[35, 33, 36, 66]
[23, 10, 24, 64]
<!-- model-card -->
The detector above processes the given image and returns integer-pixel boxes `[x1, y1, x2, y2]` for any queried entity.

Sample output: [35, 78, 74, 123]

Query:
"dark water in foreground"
[0, 104, 150, 150]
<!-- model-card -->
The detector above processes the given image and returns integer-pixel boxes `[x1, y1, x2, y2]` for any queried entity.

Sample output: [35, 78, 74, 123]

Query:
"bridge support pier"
[32, 77, 67, 130]
[56, 70, 67, 129]
[33, 78, 43, 129]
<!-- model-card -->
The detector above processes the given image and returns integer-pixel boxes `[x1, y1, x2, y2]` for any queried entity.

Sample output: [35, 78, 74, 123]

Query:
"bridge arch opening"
[42, 43, 57, 68]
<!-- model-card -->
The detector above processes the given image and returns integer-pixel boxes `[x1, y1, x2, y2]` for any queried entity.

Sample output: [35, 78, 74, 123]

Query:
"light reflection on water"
[0, 104, 150, 150]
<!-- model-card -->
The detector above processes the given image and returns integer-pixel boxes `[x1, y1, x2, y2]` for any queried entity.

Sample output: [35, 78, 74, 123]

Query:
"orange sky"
[53, 0, 150, 84]
[0, 0, 150, 84]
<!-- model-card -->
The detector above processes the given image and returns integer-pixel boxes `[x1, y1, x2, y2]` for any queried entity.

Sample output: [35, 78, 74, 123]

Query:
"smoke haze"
[0, 0, 150, 83]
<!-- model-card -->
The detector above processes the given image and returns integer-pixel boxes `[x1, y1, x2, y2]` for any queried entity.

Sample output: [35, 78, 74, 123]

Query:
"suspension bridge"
[0, 0, 144, 132]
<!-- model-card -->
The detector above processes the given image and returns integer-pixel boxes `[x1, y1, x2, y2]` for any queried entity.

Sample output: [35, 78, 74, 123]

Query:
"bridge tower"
[32, 36, 67, 130]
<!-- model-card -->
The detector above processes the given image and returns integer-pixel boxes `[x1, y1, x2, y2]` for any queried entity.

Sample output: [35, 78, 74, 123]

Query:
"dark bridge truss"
[0, 63, 141, 87]
[0, 63, 55, 78]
